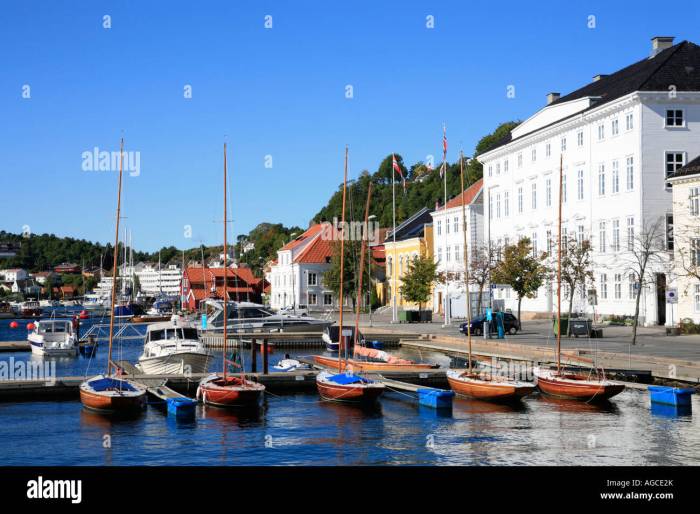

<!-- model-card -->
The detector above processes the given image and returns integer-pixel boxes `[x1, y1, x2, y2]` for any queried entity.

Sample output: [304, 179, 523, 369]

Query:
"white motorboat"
[273, 358, 310, 372]
[137, 317, 212, 375]
[28, 319, 78, 356]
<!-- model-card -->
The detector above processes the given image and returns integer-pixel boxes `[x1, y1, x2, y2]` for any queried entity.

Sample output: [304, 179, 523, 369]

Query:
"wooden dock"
[198, 330, 407, 349]
[0, 341, 30, 352]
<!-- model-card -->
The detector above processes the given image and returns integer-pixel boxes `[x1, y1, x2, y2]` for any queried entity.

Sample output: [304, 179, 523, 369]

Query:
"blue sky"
[1, 0, 698, 252]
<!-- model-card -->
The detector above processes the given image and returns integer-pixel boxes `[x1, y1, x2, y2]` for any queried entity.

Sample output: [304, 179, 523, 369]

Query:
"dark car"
[459, 312, 520, 336]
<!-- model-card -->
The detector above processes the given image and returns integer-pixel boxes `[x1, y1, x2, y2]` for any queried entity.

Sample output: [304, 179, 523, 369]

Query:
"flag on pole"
[392, 154, 406, 192]
[440, 125, 448, 178]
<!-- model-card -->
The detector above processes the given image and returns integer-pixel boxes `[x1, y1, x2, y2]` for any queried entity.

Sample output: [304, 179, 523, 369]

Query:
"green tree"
[322, 239, 368, 308]
[491, 238, 548, 323]
[399, 255, 439, 311]
[560, 239, 594, 336]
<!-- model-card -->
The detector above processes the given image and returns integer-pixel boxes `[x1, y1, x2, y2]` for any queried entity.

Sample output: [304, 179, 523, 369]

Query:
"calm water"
[1, 310, 699, 466]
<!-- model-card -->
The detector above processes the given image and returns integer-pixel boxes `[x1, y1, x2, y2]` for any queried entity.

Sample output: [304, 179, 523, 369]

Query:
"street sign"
[666, 288, 678, 304]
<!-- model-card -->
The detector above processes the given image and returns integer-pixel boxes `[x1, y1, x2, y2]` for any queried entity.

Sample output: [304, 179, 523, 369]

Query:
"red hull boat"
[534, 367, 625, 401]
[316, 371, 385, 403]
[447, 369, 535, 402]
[79, 375, 147, 414]
[197, 374, 265, 408]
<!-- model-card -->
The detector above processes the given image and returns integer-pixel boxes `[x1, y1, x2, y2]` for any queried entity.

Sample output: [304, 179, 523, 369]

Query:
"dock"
[0, 341, 30, 352]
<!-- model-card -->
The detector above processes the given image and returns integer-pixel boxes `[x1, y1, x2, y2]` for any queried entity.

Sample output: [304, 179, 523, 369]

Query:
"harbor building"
[134, 263, 183, 298]
[181, 266, 262, 310]
[478, 37, 700, 325]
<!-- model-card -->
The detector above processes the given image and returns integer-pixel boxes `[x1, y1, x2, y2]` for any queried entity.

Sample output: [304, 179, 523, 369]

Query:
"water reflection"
[537, 395, 619, 415]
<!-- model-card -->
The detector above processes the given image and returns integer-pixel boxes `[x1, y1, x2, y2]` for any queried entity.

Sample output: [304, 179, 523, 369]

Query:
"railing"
[79, 323, 147, 342]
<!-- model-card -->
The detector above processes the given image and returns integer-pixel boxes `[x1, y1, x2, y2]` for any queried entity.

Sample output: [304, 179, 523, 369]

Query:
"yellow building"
[384, 207, 434, 310]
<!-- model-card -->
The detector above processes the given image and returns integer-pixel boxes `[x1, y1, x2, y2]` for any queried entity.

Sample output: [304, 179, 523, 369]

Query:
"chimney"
[546, 92, 560, 105]
[592, 74, 607, 82]
[650, 36, 674, 58]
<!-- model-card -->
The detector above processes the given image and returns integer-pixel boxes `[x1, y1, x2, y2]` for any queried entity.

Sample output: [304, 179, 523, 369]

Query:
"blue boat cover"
[89, 377, 138, 392]
[327, 373, 369, 385]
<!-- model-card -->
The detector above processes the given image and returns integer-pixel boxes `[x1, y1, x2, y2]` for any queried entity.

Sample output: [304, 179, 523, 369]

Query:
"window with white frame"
[546, 230, 553, 255]
[437, 246, 442, 262]
[496, 162, 501, 175]
[614, 274, 622, 299]
[625, 112, 634, 131]
[437, 220, 442, 236]
[324, 293, 333, 306]
[689, 187, 699, 216]
[531, 182, 537, 210]
[562, 173, 567, 203]
[600, 273, 608, 299]
[577, 170, 584, 200]
[612, 160, 620, 193]
[446, 217, 450, 234]
[496, 193, 501, 218]
[666, 109, 684, 127]
[666, 152, 685, 189]
[626, 156, 634, 191]
[307, 292, 317, 305]
[691, 238, 700, 267]
[666, 213, 674, 251]
[598, 164, 606, 196]
[611, 119, 619, 136]
[546, 142, 551, 157]
[628, 273, 637, 300]
[504, 159, 509, 173]
[308, 272, 317, 286]
[626, 216, 635, 251]
[532, 232, 538, 256]
[597, 124, 605, 141]
[577, 225, 584, 246]
[488, 165, 493, 177]
[453, 216, 458, 233]
[546, 177, 552, 207]
[517, 153, 523, 168]
[612, 219, 620, 251]
[561, 137, 567, 152]
[577, 130, 584, 147]
[504, 191, 510, 217]
[518, 186, 524, 213]
[599, 221, 606, 253]
[454, 245, 460, 263]
[532, 147, 537, 162]
[446, 246, 451, 262]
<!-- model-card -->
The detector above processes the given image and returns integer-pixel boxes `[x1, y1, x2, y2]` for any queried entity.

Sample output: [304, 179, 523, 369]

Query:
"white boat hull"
[29, 341, 77, 356]
[138, 351, 211, 375]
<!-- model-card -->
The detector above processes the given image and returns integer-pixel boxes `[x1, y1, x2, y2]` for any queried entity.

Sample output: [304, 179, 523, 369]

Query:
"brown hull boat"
[79, 375, 147, 414]
[316, 371, 385, 403]
[197, 374, 265, 408]
[447, 369, 535, 401]
[534, 367, 625, 401]
[313, 354, 437, 372]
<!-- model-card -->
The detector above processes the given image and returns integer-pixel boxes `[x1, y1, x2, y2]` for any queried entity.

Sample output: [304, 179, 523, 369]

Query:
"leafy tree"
[399, 255, 439, 311]
[469, 244, 499, 315]
[491, 237, 548, 323]
[559, 239, 594, 336]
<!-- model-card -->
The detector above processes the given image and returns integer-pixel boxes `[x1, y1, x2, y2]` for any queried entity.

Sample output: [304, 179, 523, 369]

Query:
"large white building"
[479, 37, 700, 325]
[430, 179, 484, 318]
[135, 264, 183, 297]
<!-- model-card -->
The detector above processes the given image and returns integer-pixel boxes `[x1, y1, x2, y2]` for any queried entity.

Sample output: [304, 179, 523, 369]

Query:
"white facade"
[0, 269, 28, 282]
[430, 192, 484, 318]
[135, 264, 183, 297]
[480, 88, 700, 324]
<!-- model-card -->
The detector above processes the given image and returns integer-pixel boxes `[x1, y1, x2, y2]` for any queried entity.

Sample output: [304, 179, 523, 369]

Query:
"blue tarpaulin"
[89, 377, 138, 392]
[327, 373, 369, 385]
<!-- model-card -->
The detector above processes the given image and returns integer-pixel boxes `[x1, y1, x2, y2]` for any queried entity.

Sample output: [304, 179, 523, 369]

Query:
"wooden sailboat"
[80, 138, 147, 414]
[446, 150, 535, 402]
[197, 143, 265, 408]
[533, 155, 625, 401]
[315, 146, 385, 403]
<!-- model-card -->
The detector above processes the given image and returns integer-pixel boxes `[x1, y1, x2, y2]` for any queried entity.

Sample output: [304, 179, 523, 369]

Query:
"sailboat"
[197, 142, 265, 408]
[80, 138, 147, 414]
[533, 155, 625, 401]
[315, 146, 385, 403]
[446, 150, 535, 401]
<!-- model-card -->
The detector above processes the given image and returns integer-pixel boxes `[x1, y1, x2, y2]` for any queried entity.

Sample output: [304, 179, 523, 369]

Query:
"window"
[628, 274, 637, 300]
[518, 186, 524, 213]
[437, 246, 442, 262]
[612, 160, 620, 194]
[504, 191, 510, 217]
[626, 156, 634, 191]
[307, 272, 317, 286]
[531, 182, 537, 210]
[666, 152, 685, 189]
[546, 142, 551, 157]
[488, 165, 493, 177]
[597, 124, 605, 141]
[598, 164, 606, 196]
[446, 246, 451, 262]
[454, 245, 460, 263]
[691, 238, 700, 267]
[532, 232, 538, 256]
[666, 109, 684, 127]
[561, 137, 567, 152]
[689, 187, 699, 216]
[577, 169, 584, 200]
[532, 148, 537, 162]
[626, 217, 635, 251]
[625, 112, 634, 131]
[600, 274, 608, 300]
[611, 119, 619, 136]
[695, 284, 700, 312]
[496, 162, 501, 175]
[504, 160, 509, 173]
[546, 178, 552, 207]
[517, 153, 523, 168]
[307, 293, 317, 305]
[562, 173, 567, 204]
[546, 230, 553, 255]
[496, 193, 501, 218]
[446, 217, 450, 234]
[324, 293, 333, 306]
[612, 219, 620, 251]
[614, 274, 622, 299]
[577, 131, 584, 147]
[437, 220, 442, 236]
[666, 214, 674, 250]
[453, 216, 458, 233]
[599, 221, 606, 253]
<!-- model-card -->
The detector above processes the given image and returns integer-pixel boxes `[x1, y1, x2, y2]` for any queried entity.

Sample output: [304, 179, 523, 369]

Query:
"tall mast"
[353, 181, 372, 357]
[106, 138, 125, 377]
[391, 156, 397, 323]
[442, 123, 449, 325]
[459, 150, 473, 372]
[557, 153, 563, 373]
[223, 142, 228, 381]
[337, 145, 348, 372]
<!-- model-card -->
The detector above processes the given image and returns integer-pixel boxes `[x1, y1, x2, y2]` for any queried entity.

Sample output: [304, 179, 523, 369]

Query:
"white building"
[430, 179, 485, 318]
[269, 224, 339, 312]
[479, 37, 700, 325]
[0, 268, 28, 282]
[135, 264, 183, 297]
[669, 155, 700, 323]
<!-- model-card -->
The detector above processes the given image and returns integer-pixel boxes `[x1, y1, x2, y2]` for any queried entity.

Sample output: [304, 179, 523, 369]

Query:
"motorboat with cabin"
[27, 319, 78, 356]
[19, 299, 42, 317]
[137, 316, 212, 375]
[199, 298, 331, 334]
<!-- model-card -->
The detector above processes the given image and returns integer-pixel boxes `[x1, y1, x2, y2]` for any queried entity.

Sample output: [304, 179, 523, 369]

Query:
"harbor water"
[1, 312, 699, 466]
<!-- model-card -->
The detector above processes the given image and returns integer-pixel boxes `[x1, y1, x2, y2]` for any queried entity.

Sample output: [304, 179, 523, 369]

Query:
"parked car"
[278, 305, 309, 317]
[459, 312, 520, 336]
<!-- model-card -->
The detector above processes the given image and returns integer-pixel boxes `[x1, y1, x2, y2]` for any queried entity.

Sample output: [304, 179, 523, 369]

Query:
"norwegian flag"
[392, 154, 406, 192]
[440, 125, 448, 178]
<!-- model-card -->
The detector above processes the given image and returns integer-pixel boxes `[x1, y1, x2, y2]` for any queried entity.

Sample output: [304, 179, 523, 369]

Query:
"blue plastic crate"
[167, 397, 197, 417]
[648, 385, 694, 407]
[417, 389, 454, 409]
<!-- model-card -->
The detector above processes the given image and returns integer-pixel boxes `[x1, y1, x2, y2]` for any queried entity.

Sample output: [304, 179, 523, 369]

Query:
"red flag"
[440, 125, 448, 178]
[392, 154, 406, 192]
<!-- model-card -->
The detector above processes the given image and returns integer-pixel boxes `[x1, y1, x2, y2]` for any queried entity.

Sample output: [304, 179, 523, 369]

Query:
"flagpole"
[391, 155, 397, 324]
[442, 123, 450, 327]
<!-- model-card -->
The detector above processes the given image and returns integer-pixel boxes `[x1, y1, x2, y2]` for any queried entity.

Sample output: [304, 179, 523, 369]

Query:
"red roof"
[440, 178, 483, 210]
[184, 266, 257, 285]
[280, 224, 324, 251]
[295, 236, 333, 264]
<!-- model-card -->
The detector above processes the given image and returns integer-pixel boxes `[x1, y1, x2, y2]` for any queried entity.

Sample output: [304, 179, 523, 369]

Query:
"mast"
[338, 145, 348, 372]
[223, 142, 229, 381]
[391, 156, 397, 324]
[459, 150, 473, 372]
[353, 181, 372, 357]
[442, 123, 449, 325]
[106, 138, 125, 377]
[557, 153, 563, 373]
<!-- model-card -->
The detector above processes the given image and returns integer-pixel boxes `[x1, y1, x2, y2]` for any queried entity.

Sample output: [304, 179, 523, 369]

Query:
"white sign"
[666, 288, 678, 304]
